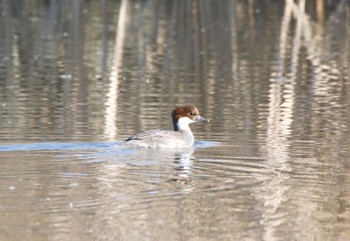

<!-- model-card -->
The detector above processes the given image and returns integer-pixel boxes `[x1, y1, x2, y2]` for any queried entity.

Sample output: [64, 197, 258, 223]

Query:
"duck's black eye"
[189, 112, 196, 116]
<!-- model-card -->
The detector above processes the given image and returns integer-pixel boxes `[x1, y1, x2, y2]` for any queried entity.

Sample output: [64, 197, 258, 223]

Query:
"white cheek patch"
[177, 117, 194, 130]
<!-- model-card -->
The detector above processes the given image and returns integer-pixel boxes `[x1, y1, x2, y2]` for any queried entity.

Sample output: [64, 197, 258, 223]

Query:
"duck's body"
[121, 105, 209, 149]
[123, 129, 194, 149]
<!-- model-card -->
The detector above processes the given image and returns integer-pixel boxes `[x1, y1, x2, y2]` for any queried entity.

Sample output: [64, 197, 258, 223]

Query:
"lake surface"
[1, 0, 350, 240]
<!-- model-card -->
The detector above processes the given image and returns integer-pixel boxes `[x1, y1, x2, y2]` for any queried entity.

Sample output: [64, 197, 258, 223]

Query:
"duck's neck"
[173, 117, 194, 145]
[181, 129, 194, 146]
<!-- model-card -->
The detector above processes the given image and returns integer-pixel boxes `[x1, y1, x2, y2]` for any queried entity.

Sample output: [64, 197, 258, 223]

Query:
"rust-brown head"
[171, 105, 209, 131]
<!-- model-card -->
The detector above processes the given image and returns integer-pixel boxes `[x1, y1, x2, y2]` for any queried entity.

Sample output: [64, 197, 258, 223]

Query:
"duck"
[120, 105, 209, 149]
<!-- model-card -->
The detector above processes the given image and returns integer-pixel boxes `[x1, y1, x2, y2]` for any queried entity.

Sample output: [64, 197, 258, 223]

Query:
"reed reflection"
[254, 1, 350, 239]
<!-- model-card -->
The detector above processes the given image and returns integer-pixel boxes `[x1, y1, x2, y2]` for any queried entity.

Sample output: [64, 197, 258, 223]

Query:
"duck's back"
[121, 129, 193, 148]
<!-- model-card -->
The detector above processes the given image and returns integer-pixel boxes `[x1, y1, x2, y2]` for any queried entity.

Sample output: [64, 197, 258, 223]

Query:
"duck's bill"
[196, 116, 210, 123]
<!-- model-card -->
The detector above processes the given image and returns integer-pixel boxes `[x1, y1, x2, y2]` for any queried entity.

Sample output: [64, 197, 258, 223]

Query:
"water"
[1, 0, 350, 240]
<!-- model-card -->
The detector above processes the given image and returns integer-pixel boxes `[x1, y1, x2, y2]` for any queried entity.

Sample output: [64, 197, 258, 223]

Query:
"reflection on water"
[1, 0, 350, 240]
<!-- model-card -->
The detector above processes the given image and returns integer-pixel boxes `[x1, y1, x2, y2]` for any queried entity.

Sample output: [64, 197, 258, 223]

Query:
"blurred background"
[1, 1, 350, 240]
[0, 0, 348, 145]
